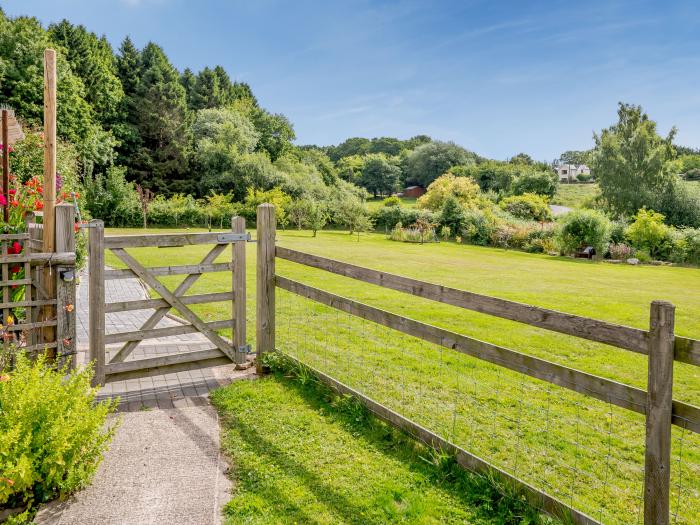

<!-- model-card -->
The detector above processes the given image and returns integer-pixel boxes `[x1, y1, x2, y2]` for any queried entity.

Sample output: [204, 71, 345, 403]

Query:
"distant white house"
[555, 163, 591, 183]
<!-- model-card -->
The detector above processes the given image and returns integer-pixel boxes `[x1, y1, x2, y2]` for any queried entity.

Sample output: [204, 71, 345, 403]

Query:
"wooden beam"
[104, 292, 234, 313]
[644, 301, 675, 525]
[104, 261, 232, 280]
[276, 247, 650, 355]
[42, 48, 57, 358]
[256, 204, 276, 373]
[2, 109, 9, 223]
[232, 216, 247, 364]
[88, 220, 105, 385]
[104, 319, 231, 345]
[104, 232, 235, 249]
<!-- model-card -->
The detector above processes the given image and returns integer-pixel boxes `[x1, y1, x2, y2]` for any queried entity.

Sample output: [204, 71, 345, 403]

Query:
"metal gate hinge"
[217, 232, 252, 243]
[238, 344, 252, 354]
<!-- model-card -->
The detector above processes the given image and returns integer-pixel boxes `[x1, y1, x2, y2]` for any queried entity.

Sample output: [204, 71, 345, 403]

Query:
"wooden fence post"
[55, 203, 75, 369]
[256, 204, 275, 374]
[232, 216, 246, 365]
[88, 219, 105, 385]
[644, 300, 675, 525]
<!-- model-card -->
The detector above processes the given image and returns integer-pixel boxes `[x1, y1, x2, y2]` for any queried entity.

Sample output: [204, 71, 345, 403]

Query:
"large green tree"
[404, 141, 476, 187]
[360, 154, 400, 197]
[129, 42, 190, 193]
[48, 20, 123, 125]
[592, 103, 676, 217]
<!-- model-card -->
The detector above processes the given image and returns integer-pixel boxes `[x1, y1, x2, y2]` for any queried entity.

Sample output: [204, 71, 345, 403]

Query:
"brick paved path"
[35, 269, 252, 524]
[75, 269, 253, 411]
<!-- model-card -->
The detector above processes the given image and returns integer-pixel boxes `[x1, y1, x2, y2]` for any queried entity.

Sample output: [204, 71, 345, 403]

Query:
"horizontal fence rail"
[276, 276, 700, 434]
[276, 247, 700, 367]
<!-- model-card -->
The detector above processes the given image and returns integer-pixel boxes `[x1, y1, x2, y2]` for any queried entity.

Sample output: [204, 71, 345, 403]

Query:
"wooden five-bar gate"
[87, 217, 249, 385]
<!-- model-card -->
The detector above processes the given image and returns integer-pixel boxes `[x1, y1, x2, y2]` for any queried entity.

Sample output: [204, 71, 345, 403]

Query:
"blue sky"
[4, 0, 700, 160]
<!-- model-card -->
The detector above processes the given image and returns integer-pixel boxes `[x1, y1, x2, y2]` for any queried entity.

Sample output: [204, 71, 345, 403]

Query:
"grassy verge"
[104, 228, 700, 523]
[211, 354, 556, 525]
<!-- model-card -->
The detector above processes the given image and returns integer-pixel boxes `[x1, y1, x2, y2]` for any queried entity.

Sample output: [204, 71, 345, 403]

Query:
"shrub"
[608, 220, 628, 244]
[0, 354, 117, 510]
[684, 168, 700, 181]
[625, 209, 673, 259]
[381, 195, 401, 207]
[439, 196, 467, 236]
[461, 208, 494, 246]
[608, 243, 635, 260]
[371, 205, 438, 231]
[499, 193, 552, 222]
[512, 170, 558, 198]
[670, 228, 700, 265]
[556, 209, 610, 255]
[417, 173, 483, 211]
[654, 180, 700, 228]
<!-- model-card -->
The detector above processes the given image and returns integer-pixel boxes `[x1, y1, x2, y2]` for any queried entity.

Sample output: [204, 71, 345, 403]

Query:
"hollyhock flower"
[0, 194, 6, 206]
[56, 172, 63, 192]
[9, 242, 21, 254]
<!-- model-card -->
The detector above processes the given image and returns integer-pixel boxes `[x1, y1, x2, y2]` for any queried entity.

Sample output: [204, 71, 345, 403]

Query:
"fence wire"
[276, 288, 700, 525]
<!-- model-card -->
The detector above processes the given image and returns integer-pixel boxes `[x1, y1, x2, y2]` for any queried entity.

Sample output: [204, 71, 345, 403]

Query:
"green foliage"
[9, 129, 80, 190]
[670, 228, 700, 265]
[439, 196, 467, 236]
[242, 188, 290, 225]
[0, 354, 117, 509]
[653, 179, 700, 228]
[404, 141, 477, 187]
[592, 103, 677, 218]
[512, 169, 558, 198]
[457, 161, 516, 194]
[559, 150, 592, 166]
[500, 193, 552, 221]
[83, 166, 142, 227]
[359, 154, 401, 197]
[555, 209, 610, 255]
[625, 209, 673, 259]
[417, 173, 483, 211]
[382, 195, 401, 207]
[371, 205, 439, 231]
[460, 208, 495, 246]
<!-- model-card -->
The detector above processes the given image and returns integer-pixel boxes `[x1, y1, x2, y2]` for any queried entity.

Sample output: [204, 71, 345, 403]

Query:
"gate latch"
[217, 232, 252, 243]
[237, 344, 252, 354]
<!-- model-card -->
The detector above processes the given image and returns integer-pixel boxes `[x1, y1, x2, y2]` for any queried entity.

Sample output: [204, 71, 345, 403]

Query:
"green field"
[551, 183, 599, 207]
[105, 228, 700, 523]
[211, 368, 549, 524]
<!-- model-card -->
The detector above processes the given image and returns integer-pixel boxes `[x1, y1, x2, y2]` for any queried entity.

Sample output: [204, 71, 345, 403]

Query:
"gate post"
[256, 204, 276, 374]
[55, 203, 76, 369]
[88, 219, 105, 386]
[232, 216, 247, 365]
[644, 300, 675, 525]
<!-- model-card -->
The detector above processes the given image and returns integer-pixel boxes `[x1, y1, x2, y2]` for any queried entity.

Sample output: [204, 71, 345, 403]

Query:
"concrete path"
[36, 270, 254, 524]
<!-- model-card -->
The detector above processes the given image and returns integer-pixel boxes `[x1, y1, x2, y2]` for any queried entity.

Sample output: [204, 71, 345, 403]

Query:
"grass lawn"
[104, 227, 700, 523]
[550, 183, 599, 207]
[211, 368, 549, 524]
[366, 197, 418, 212]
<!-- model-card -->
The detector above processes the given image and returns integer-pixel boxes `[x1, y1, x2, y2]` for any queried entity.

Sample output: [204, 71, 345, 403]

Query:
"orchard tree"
[592, 103, 676, 217]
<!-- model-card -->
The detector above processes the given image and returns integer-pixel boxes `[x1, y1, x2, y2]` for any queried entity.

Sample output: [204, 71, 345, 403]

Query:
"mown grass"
[104, 227, 700, 523]
[550, 183, 599, 208]
[366, 197, 418, 212]
[211, 356, 556, 524]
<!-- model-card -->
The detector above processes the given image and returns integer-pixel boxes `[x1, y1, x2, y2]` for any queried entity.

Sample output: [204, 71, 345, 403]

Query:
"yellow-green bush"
[0, 355, 117, 510]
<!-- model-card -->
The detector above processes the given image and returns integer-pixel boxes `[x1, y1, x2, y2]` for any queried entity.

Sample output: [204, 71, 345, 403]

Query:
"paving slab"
[36, 406, 232, 525]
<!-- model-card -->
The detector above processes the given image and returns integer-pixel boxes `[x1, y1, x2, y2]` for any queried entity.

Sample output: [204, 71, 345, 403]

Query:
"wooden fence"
[0, 204, 77, 368]
[254, 203, 700, 525]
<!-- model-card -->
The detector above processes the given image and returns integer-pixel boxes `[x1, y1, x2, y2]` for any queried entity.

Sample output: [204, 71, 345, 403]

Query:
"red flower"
[35, 201, 44, 210]
[8, 242, 21, 255]
[0, 195, 6, 206]
[8, 189, 16, 195]
[10, 266, 21, 274]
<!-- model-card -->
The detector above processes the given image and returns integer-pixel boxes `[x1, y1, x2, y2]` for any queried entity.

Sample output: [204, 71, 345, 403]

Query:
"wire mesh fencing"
[276, 288, 700, 524]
